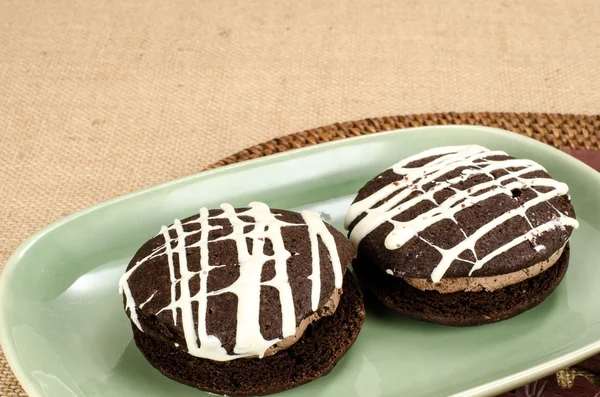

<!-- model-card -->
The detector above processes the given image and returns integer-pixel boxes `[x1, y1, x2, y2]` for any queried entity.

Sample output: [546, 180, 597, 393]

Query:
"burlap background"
[2, 0, 600, 266]
[2, 0, 600, 395]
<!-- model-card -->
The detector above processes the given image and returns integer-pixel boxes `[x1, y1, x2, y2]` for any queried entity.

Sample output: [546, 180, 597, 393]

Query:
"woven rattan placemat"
[209, 112, 600, 168]
[3, 112, 600, 396]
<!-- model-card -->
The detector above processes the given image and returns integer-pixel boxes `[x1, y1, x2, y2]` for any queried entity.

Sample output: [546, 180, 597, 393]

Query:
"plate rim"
[2, 124, 599, 397]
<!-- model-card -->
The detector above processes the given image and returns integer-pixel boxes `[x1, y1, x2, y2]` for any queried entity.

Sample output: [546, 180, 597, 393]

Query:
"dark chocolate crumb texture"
[346, 145, 578, 324]
[134, 272, 364, 396]
[355, 245, 569, 326]
[119, 202, 364, 395]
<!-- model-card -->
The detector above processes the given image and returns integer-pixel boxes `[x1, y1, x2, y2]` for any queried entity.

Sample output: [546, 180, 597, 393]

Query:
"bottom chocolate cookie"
[133, 272, 365, 397]
[355, 245, 569, 326]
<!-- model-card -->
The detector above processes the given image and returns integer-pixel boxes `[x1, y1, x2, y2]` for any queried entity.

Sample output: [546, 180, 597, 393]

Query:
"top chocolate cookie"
[120, 202, 354, 361]
[345, 145, 578, 281]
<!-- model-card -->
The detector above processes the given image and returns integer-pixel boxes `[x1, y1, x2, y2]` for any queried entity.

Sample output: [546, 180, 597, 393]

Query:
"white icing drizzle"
[118, 202, 343, 361]
[138, 291, 156, 309]
[302, 210, 343, 311]
[344, 145, 579, 282]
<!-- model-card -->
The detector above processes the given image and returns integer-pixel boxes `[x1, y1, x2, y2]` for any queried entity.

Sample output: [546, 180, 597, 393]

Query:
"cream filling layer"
[263, 286, 342, 356]
[403, 246, 565, 294]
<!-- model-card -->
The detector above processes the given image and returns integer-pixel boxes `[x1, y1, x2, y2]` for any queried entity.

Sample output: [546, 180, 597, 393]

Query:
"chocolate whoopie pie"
[346, 145, 578, 326]
[119, 202, 364, 396]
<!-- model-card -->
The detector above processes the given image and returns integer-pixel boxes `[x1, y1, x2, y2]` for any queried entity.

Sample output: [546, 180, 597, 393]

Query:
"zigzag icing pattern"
[344, 145, 578, 282]
[119, 202, 343, 361]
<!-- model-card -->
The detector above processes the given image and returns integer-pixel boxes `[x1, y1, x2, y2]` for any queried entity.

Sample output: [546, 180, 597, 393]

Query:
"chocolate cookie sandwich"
[346, 145, 578, 326]
[119, 202, 364, 396]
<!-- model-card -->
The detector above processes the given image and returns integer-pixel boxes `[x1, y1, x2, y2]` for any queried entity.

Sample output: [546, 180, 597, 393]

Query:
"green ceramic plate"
[2, 126, 600, 397]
